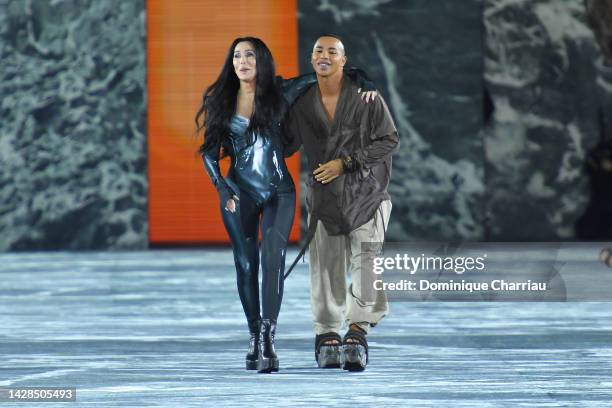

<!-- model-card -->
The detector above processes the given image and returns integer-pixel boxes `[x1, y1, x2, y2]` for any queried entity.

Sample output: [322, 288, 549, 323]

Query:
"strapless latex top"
[225, 115, 293, 203]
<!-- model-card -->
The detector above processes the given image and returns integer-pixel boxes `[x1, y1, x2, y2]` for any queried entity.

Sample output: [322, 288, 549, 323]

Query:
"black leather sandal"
[342, 326, 368, 371]
[314, 332, 342, 368]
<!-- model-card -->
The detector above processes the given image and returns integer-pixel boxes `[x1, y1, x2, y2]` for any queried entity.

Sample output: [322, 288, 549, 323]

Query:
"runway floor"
[1, 249, 611, 407]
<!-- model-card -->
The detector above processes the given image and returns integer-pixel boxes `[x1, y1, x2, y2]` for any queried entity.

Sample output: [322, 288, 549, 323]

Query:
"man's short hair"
[316, 34, 346, 55]
[318, 33, 344, 43]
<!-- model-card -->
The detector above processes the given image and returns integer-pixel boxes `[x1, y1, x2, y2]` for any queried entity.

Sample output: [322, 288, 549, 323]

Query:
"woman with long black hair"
[195, 37, 373, 373]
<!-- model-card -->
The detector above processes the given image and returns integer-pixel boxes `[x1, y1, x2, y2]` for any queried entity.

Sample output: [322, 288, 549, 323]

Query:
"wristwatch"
[342, 154, 354, 172]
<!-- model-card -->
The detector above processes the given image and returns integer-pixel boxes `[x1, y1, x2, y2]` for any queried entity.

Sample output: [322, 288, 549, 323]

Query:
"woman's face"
[233, 41, 257, 82]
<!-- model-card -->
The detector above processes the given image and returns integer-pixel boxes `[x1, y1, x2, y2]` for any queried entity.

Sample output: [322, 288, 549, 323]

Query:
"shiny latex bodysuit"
[204, 113, 295, 326]
[202, 70, 373, 328]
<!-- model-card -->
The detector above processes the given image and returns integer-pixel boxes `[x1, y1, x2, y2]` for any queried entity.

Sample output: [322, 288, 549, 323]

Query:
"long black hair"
[195, 37, 285, 156]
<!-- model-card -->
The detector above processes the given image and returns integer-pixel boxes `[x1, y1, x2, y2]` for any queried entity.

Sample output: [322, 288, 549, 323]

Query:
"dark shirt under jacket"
[283, 74, 400, 235]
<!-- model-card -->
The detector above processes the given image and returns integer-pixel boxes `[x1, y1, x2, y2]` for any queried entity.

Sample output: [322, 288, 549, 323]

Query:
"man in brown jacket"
[284, 35, 399, 371]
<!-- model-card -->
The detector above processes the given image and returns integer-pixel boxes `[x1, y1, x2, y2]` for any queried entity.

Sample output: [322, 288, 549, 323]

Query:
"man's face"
[311, 36, 346, 77]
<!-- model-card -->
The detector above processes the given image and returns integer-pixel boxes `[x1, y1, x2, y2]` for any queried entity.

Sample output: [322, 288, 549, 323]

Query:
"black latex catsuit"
[202, 70, 372, 328]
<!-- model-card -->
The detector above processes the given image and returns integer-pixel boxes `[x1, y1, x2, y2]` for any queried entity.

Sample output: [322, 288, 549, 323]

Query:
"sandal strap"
[315, 332, 342, 351]
[343, 328, 368, 354]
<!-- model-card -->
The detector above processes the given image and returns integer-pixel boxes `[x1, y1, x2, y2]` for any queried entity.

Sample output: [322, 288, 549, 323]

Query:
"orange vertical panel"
[147, 0, 300, 244]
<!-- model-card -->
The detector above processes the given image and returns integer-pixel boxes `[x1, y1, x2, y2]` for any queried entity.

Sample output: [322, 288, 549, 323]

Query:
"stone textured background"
[483, 0, 610, 240]
[298, 0, 611, 242]
[0, 0, 609, 250]
[0, 0, 147, 250]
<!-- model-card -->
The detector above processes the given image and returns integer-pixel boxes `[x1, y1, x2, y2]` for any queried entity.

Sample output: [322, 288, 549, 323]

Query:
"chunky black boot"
[246, 318, 261, 370]
[257, 319, 279, 373]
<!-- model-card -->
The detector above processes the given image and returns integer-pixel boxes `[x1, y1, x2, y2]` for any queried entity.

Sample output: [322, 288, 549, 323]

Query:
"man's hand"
[314, 159, 343, 184]
[357, 88, 378, 103]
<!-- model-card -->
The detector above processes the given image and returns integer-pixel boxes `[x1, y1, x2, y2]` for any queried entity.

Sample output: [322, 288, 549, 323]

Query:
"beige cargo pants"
[309, 200, 391, 335]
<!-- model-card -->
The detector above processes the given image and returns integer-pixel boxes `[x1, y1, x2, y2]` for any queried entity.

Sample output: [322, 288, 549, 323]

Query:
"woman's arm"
[278, 67, 377, 106]
[279, 73, 317, 106]
[344, 66, 376, 92]
[202, 142, 237, 208]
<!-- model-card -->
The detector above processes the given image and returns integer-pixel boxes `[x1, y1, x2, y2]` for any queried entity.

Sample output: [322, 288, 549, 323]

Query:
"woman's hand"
[225, 195, 240, 213]
[358, 89, 378, 103]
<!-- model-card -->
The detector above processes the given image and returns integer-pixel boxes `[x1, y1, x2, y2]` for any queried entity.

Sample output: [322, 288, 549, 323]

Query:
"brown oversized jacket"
[283, 74, 400, 235]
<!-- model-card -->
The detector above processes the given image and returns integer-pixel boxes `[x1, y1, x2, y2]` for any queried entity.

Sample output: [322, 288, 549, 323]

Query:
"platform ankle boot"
[246, 318, 261, 370]
[257, 319, 279, 373]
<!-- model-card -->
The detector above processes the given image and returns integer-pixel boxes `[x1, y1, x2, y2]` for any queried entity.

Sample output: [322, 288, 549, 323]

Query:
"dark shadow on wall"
[576, 110, 612, 239]
[575, 0, 612, 240]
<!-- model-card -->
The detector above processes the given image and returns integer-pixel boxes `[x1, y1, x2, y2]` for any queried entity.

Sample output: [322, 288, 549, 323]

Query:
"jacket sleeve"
[341, 95, 399, 172]
[202, 141, 236, 204]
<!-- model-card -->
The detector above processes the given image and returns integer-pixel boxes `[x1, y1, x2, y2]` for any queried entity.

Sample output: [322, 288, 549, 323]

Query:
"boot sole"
[257, 357, 279, 373]
[317, 345, 342, 368]
[246, 359, 258, 370]
[342, 344, 367, 372]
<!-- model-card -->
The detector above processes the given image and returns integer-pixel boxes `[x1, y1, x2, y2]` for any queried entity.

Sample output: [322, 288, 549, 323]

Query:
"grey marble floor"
[0, 249, 611, 407]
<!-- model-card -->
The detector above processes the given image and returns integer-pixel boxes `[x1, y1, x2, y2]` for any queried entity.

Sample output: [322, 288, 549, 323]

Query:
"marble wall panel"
[0, 0, 147, 250]
[483, 0, 609, 240]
